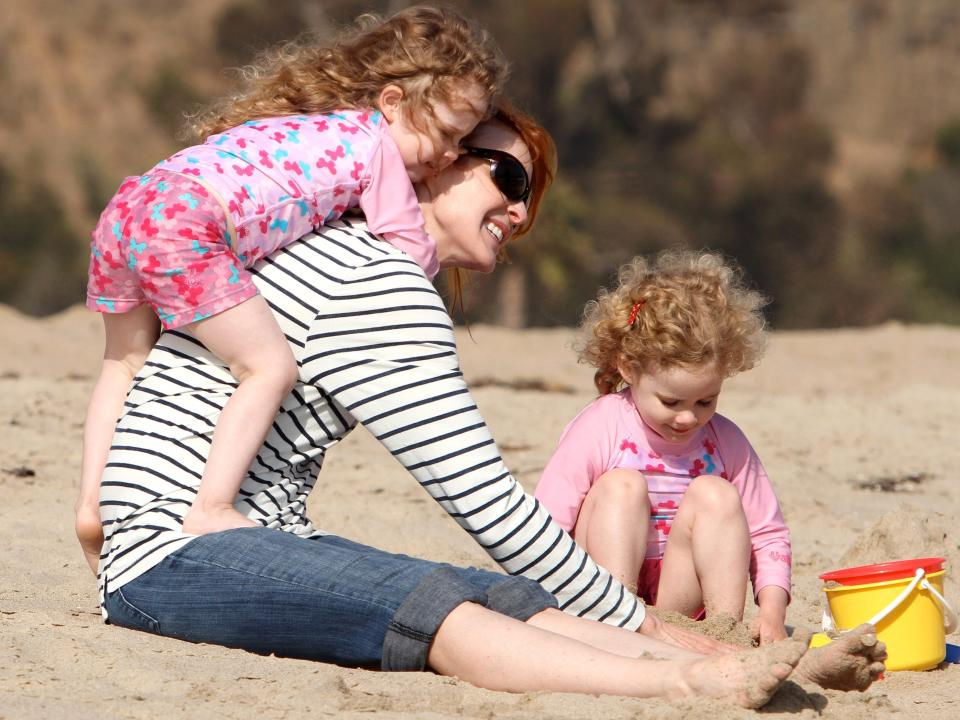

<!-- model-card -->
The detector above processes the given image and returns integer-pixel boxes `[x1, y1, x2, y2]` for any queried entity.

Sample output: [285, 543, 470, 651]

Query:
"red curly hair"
[445, 100, 558, 313]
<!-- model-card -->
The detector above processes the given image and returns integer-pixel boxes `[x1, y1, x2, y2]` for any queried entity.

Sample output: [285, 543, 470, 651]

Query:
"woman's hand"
[751, 586, 790, 645]
[638, 610, 739, 655]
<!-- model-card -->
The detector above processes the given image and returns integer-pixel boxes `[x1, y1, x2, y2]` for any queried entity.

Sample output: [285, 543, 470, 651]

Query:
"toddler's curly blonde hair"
[578, 250, 769, 395]
[190, 5, 507, 139]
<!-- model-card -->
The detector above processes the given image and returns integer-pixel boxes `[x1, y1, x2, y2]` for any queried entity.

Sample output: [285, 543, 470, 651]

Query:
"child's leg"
[181, 295, 298, 535]
[572, 469, 650, 593]
[77, 305, 160, 574]
[655, 475, 750, 618]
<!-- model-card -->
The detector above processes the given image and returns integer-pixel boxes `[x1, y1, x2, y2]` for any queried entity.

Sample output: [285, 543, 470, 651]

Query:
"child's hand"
[752, 614, 788, 645]
[753, 586, 790, 645]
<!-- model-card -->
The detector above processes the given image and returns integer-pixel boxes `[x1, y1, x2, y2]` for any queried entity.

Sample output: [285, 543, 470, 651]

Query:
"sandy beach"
[1, 304, 957, 719]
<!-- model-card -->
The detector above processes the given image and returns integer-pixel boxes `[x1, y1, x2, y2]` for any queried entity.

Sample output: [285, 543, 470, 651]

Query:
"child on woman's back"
[76, 5, 507, 572]
[535, 249, 792, 644]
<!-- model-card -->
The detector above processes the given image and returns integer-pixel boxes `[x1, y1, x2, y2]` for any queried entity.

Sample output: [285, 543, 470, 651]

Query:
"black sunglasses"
[461, 146, 531, 204]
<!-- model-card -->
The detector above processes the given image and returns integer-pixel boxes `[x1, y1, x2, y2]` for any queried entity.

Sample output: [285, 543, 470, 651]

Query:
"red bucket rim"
[820, 557, 945, 585]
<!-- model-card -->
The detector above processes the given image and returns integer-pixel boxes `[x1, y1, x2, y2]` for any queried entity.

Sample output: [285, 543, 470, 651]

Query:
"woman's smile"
[421, 118, 532, 273]
[485, 220, 505, 245]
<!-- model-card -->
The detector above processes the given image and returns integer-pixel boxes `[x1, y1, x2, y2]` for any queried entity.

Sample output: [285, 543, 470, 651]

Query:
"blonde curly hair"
[578, 250, 769, 395]
[190, 5, 507, 140]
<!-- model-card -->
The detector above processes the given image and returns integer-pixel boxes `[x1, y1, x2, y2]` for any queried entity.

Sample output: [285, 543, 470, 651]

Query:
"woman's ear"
[377, 85, 405, 123]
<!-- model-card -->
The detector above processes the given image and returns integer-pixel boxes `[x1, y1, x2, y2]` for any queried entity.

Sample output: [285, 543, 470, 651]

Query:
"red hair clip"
[628, 300, 645, 327]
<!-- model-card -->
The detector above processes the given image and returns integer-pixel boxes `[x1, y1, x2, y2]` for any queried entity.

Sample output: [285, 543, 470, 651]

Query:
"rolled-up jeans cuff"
[382, 566, 488, 671]
[487, 577, 558, 621]
[381, 568, 559, 671]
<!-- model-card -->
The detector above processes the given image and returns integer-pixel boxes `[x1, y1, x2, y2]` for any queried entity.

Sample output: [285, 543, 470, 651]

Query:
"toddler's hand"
[753, 585, 790, 645]
[751, 614, 789, 645]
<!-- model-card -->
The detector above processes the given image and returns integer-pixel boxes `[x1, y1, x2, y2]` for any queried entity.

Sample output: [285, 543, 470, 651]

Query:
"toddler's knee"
[264, 357, 299, 398]
[234, 347, 299, 392]
[594, 469, 650, 507]
[276, 352, 300, 392]
[687, 474, 742, 514]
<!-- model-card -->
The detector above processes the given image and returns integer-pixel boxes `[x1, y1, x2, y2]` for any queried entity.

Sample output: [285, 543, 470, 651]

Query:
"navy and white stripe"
[98, 219, 644, 629]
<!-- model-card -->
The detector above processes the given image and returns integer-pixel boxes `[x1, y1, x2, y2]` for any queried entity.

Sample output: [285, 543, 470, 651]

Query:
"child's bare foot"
[793, 624, 886, 691]
[181, 503, 257, 535]
[75, 502, 104, 575]
[677, 636, 808, 708]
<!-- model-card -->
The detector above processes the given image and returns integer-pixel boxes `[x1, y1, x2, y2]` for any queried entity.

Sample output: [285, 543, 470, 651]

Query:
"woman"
[81, 105, 884, 706]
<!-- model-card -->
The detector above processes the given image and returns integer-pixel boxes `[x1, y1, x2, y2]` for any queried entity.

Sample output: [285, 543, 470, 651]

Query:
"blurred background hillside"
[2, 0, 959, 328]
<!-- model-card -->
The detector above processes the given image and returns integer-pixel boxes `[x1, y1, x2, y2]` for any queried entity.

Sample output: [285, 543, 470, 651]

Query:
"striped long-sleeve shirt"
[97, 219, 645, 630]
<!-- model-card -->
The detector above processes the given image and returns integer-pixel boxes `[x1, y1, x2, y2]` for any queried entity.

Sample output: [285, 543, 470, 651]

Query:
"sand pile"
[839, 506, 957, 599]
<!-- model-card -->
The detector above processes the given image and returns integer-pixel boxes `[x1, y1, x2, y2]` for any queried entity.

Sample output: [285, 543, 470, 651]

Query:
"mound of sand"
[840, 507, 957, 599]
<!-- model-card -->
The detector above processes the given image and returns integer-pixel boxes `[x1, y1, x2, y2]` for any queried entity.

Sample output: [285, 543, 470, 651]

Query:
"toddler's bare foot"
[75, 502, 104, 575]
[793, 624, 886, 691]
[181, 504, 257, 536]
[677, 636, 807, 708]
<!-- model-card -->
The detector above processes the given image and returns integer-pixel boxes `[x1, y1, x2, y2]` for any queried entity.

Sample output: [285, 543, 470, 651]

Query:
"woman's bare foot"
[793, 624, 886, 691]
[677, 636, 808, 708]
[75, 501, 104, 575]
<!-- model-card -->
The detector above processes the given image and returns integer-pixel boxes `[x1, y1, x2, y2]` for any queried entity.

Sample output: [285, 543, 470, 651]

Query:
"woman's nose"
[507, 198, 528, 227]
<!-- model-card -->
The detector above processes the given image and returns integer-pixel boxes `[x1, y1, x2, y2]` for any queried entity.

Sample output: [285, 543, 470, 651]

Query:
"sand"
[1, 304, 957, 719]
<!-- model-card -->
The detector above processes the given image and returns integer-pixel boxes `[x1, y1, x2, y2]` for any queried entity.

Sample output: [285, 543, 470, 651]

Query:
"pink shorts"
[638, 558, 706, 620]
[86, 171, 258, 330]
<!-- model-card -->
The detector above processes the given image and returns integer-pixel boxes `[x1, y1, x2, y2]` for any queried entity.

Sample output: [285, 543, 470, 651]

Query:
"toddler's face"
[387, 83, 489, 183]
[622, 362, 724, 443]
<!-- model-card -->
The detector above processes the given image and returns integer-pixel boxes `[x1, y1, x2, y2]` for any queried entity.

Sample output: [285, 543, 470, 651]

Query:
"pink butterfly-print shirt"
[156, 110, 437, 277]
[535, 389, 792, 601]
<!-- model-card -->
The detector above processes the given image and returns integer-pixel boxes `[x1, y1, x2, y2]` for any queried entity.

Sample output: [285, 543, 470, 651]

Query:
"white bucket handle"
[822, 567, 958, 635]
[865, 568, 926, 626]
[921, 576, 959, 634]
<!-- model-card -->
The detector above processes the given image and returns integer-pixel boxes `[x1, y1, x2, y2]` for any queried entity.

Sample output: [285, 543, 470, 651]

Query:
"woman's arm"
[300, 260, 645, 630]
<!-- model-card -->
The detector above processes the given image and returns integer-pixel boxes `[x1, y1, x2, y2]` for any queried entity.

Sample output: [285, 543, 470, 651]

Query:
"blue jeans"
[102, 527, 556, 670]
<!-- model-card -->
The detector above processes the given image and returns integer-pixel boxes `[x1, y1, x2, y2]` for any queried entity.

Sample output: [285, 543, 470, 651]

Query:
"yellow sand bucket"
[819, 558, 957, 671]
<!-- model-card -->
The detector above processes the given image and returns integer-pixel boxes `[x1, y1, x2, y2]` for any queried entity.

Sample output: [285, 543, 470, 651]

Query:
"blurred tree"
[215, 0, 314, 66]
[463, 0, 847, 327]
[74, 151, 116, 221]
[840, 117, 960, 325]
[881, 165, 960, 323]
[142, 63, 205, 139]
[660, 38, 843, 326]
[935, 118, 960, 167]
[0, 163, 85, 315]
